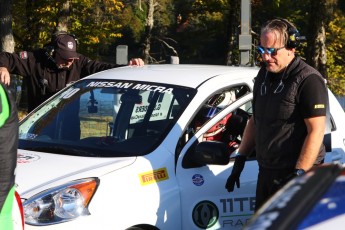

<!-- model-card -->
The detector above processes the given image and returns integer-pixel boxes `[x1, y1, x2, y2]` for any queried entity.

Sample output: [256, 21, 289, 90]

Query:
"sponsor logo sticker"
[314, 104, 325, 109]
[19, 51, 28, 59]
[192, 174, 204, 186]
[67, 41, 74, 49]
[193, 200, 219, 228]
[139, 167, 169, 186]
[17, 152, 41, 163]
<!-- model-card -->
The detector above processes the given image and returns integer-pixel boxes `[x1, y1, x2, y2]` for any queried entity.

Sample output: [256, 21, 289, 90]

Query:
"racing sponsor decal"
[67, 41, 74, 49]
[86, 81, 173, 94]
[220, 197, 256, 213]
[134, 104, 161, 113]
[19, 51, 28, 59]
[87, 81, 133, 88]
[17, 152, 41, 164]
[193, 200, 219, 228]
[139, 167, 169, 186]
[219, 196, 255, 228]
[18, 133, 37, 140]
[314, 104, 325, 109]
[130, 111, 163, 121]
[192, 174, 204, 186]
[130, 92, 168, 123]
[131, 103, 163, 121]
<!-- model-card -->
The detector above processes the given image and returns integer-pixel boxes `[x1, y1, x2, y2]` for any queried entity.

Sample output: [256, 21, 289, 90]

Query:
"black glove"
[225, 155, 246, 192]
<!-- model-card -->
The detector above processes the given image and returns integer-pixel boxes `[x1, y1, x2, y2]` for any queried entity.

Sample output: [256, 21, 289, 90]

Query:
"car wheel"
[126, 225, 158, 230]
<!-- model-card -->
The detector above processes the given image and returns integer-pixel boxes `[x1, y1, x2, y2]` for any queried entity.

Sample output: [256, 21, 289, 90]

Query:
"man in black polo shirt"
[225, 18, 328, 211]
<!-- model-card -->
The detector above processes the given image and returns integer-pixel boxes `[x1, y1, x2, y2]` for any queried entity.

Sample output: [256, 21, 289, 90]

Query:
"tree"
[174, 0, 232, 64]
[225, 0, 241, 66]
[12, 0, 125, 60]
[0, 0, 15, 52]
[306, 0, 335, 79]
[133, 0, 177, 64]
[142, 0, 158, 63]
[325, 11, 345, 96]
[4, 0, 345, 97]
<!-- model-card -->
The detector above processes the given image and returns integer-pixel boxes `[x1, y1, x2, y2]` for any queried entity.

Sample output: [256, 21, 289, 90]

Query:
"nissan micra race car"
[15, 65, 345, 230]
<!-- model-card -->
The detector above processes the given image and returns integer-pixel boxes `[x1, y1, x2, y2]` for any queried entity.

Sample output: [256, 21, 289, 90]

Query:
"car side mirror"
[182, 141, 230, 168]
[193, 141, 230, 166]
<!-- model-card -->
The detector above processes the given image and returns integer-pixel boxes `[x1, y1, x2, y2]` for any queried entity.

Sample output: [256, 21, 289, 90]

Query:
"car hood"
[16, 149, 136, 197]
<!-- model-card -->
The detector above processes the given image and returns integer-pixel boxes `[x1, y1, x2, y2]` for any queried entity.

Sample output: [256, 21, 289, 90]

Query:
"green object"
[0, 186, 15, 230]
[0, 85, 10, 128]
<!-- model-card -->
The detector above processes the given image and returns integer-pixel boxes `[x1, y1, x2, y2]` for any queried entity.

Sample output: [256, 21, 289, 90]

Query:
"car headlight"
[23, 178, 99, 225]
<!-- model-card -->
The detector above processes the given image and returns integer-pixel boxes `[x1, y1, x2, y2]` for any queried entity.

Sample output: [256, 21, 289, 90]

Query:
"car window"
[180, 93, 253, 168]
[184, 85, 249, 139]
[177, 85, 251, 154]
[199, 100, 252, 157]
[18, 79, 196, 157]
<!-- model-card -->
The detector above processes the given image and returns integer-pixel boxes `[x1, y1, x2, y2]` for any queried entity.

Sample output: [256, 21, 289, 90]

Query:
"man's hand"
[225, 154, 246, 192]
[129, 58, 144, 66]
[0, 67, 10, 85]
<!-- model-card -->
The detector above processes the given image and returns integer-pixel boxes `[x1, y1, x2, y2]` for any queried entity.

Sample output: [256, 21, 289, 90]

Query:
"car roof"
[83, 64, 260, 88]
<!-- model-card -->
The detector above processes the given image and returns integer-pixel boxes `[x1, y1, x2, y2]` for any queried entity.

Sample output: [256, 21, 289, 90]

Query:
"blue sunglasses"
[257, 45, 285, 56]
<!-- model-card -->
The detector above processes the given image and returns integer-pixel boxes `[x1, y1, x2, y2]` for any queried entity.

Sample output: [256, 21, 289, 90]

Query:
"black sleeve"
[297, 74, 328, 118]
[0, 51, 36, 77]
[0, 52, 10, 67]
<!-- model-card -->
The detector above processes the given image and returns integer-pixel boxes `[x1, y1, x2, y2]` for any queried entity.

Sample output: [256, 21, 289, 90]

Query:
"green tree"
[119, 0, 176, 63]
[12, 0, 125, 60]
[174, 0, 231, 64]
[5, 0, 345, 96]
[326, 11, 345, 96]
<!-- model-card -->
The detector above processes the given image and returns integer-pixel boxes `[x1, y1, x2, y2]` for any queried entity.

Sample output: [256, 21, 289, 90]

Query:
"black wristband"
[294, 169, 306, 176]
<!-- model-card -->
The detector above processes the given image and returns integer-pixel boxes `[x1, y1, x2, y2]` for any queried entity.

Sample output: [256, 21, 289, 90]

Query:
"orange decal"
[139, 167, 169, 185]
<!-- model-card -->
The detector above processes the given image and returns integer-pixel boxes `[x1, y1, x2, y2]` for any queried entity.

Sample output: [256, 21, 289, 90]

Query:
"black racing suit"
[0, 82, 18, 229]
[0, 49, 122, 112]
[252, 57, 328, 210]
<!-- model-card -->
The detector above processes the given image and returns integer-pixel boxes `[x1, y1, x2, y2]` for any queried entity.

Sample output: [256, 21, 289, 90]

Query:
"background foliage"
[5, 0, 345, 96]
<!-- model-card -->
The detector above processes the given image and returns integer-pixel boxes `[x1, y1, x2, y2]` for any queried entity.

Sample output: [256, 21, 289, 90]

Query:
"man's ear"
[287, 48, 295, 56]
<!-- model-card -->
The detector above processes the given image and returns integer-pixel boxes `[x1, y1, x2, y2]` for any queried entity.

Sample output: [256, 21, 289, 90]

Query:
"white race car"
[16, 65, 345, 230]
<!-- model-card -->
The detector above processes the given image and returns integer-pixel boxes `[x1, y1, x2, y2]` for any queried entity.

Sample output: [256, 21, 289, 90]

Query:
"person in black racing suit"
[0, 31, 144, 112]
[0, 82, 19, 229]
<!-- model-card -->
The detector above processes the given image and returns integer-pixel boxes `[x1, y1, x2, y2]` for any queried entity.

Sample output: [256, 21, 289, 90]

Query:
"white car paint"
[15, 65, 345, 230]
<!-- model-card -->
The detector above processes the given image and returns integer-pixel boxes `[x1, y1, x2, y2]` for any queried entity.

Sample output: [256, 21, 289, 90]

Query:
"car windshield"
[19, 79, 196, 157]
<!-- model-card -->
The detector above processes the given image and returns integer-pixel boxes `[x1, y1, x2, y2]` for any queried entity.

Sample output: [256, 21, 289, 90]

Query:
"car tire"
[126, 225, 158, 230]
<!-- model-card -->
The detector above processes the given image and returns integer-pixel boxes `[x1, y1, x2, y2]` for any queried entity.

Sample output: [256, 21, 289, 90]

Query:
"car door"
[176, 93, 258, 230]
[324, 89, 345, 164]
